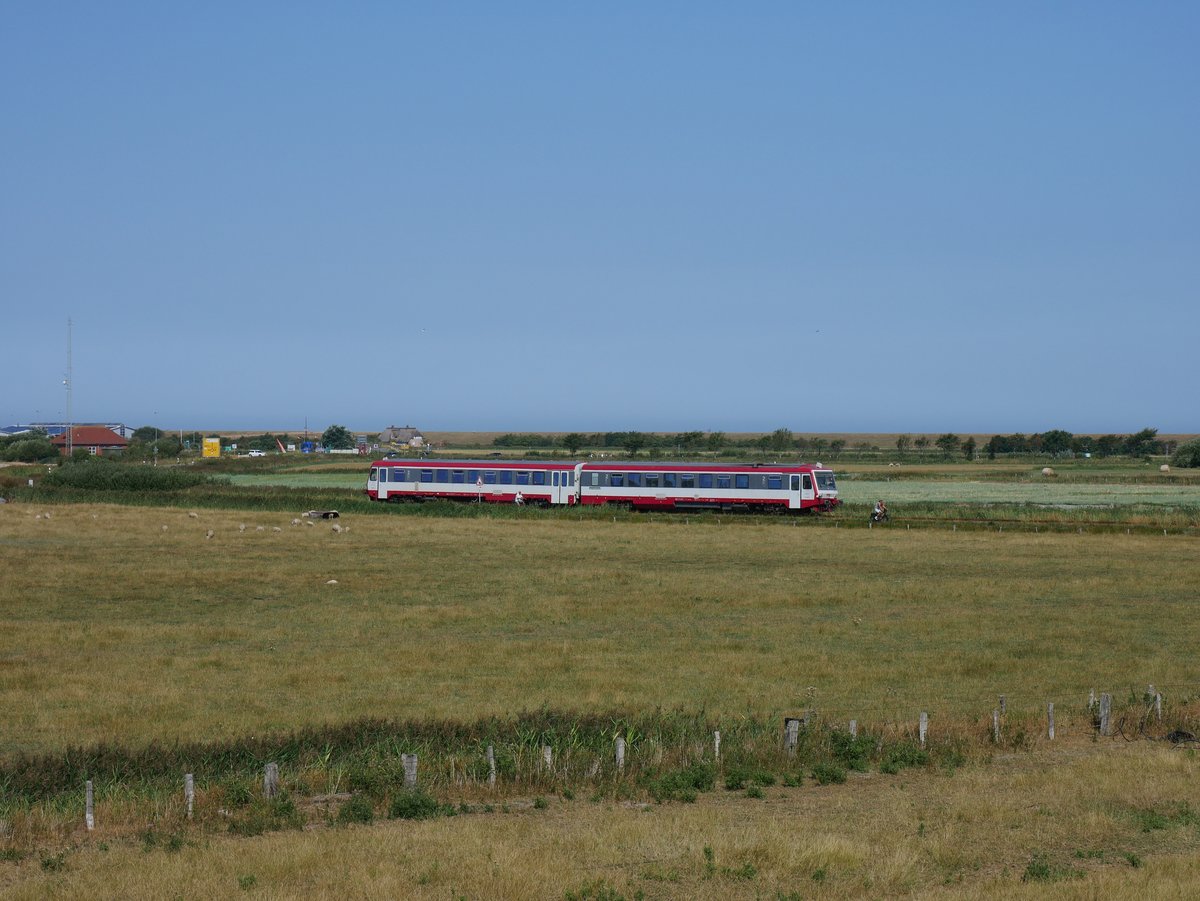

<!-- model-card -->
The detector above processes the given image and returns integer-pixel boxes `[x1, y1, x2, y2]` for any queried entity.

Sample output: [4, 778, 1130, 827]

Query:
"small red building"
[51, 426, 129, 456]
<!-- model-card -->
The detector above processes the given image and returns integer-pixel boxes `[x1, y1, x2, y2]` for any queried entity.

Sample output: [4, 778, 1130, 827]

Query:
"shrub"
[388, 789, 444, 820]
[337, 794, 375, 825]
[879, 742, 929, 775]
[811, 763, 847, 785]
[644, 762, 715, 803]
[829, 730, 874, 771]
[42, 458, 212, 491]
[1171, 439, 1200, 468]
[226, 795, 302, 836]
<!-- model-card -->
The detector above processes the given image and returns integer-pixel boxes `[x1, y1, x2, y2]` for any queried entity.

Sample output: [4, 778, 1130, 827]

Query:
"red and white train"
[366, 458, 839, 513]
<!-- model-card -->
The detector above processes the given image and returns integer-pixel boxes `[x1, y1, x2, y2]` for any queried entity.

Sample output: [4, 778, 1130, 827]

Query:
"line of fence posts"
[78, 687, 1177, 830]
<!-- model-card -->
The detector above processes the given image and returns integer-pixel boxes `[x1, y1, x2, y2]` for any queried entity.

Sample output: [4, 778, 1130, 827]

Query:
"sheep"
[271, 526, 282, 533]
[161, 525, 168, 532]
[290, 518, 301, 526]
[255, 525, 265, 532]
[326, 579, 338, 585]
[188, 512, 199, 519]
[238, 523, 246, 532]
[205, 529, 215, 540]
[1161, 464, 1171, 473]
[1042, 467, 1056, 477]
[304, 520, 315, 527]
[331, 523, 342, 533]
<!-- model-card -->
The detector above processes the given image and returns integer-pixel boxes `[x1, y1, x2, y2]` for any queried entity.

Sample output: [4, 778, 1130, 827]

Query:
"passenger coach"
[366, 459, 581, 506]
[577, 462, 838, 513]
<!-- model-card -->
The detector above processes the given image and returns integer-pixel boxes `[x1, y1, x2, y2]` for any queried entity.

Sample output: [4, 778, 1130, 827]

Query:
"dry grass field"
[3, 497, 1200, 897]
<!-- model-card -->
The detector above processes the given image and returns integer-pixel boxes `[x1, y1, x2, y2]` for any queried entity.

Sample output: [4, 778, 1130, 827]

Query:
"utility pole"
[65, 317, 73, 457]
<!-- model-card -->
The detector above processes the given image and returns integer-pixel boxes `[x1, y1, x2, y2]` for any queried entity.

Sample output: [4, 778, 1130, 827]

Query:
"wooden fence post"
[486, 746, 496, 788]
[992, 709, 1001, 744]
[402, 754, 418, 788]
[542, 745, 553, 774]
[714, 731, 721, 763]
[1155, 693, 1163, 723]
[85, 780, 95, 831]
[849, 719, 857, 738]
[919, 712, 928, 749]
[263, 763, 279, 799]
[615, 736, 626, 773]
[1099, 693, 1112, 736]
[1047, 703, 1055, 740]
[784, 718, 800, 756]
[185, 773, 194, 819]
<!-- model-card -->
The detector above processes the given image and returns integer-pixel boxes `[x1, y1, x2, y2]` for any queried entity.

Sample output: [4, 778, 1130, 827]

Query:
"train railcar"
[366, 458, 582, 506]
[577, 461, 838, 513]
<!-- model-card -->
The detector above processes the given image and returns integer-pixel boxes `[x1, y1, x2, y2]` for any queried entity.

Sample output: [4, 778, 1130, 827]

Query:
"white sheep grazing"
[331, 523, 342, 533]
[304, 520, 315, 527]
[326, 579, 338, 585]
[205, 529, 215, 539]
[272, 526, 282, 533]
[1042, 467, 1056, 477]
[238, 523, 246, 532]
[188, 512, 199, 519]
[290, 518, 301, 526]
[255, 525, 265, 532]
[161, 525, 168, 532]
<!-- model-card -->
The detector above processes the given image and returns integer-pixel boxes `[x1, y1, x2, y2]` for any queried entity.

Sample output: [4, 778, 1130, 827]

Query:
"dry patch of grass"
[3, 742, 1200, 899]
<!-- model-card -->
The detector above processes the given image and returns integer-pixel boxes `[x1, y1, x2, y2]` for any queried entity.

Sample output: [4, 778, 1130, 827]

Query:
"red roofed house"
[51, 426, 129, 456]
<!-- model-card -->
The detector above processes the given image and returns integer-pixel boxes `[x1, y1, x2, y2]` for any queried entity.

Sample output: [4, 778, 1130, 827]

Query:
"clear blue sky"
[3, 3, 1197, 435]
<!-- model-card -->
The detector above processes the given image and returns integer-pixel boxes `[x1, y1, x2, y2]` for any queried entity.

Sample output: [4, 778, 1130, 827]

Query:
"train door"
[795, 472, 816, 509]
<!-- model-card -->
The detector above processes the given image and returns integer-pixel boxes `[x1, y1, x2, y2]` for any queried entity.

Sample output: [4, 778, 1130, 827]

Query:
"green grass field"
[3, 459, 1200, 898]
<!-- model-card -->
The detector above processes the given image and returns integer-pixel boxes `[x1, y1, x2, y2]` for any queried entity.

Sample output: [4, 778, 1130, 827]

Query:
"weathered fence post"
[263, 763, 279, 799]
[85, 780, 95, 831]
[1099, 693, 1112, 736]
[713, 731, 721, 763]
[992, 709, 1001, 744]
[1047, 703, 1055, 740]
[615, 736, 626, 772]
[1155, 693, 1163, 723]
[402, 754, 418, 788]
[185, 773, 194, 819]
[784, 718, 800, 756]
[919, 712, 928, 749]
[849, 719, 857, 738]
[486, 745, 496, 788]
[542, 745, 553, 774]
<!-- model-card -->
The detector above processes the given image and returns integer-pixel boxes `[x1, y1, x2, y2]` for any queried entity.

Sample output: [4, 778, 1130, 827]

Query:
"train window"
[553, 472, 559, 487]
[699, 474, 713, 489]
[500, 471, 514, 484]
[370, 468, 378, 481]
[484, 471, 497, 484]
[791, 475, 800, 491]
[421, 470, 434, 483]
[589, 472, 600, 487]
[566, 472, 574, 486]
[610, 474, 624, 487]
[452, 470, 465, 483]
[735, 474, 749, 489]
[803, 474, 812, 490]
[468, 470, 480, 483]
[717, 475, 731, 489]
[436, 470, 450, 483]
[681, 474, 695, 489]
[533, 471, 546, 485]
[516, 471, 530, 485]
[627, 473, 641, 487]
[645, 474, 659, 488]
[816, 472, 837, 490]
[663, 473, 677, 488]
[767, 475, 783, 490]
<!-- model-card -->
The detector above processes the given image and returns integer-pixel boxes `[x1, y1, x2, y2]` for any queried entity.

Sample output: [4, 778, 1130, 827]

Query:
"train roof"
[372, 458, 578, 469]
[580, 461, 831, 472]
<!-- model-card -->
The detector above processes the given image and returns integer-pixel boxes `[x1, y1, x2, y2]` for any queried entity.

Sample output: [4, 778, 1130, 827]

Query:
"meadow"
[2, 459, 1200, 898]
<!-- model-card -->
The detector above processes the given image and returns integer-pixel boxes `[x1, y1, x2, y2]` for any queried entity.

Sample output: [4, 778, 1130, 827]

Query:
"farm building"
[50, 426, 129, 456]
[379, 425, 425, 448]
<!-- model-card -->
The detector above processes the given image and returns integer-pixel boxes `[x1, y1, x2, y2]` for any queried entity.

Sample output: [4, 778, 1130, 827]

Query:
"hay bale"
[1160, 464, 1170, 473]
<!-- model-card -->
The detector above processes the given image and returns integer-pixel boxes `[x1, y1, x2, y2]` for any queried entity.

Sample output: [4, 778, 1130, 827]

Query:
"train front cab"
[794, 468, 839, 511]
